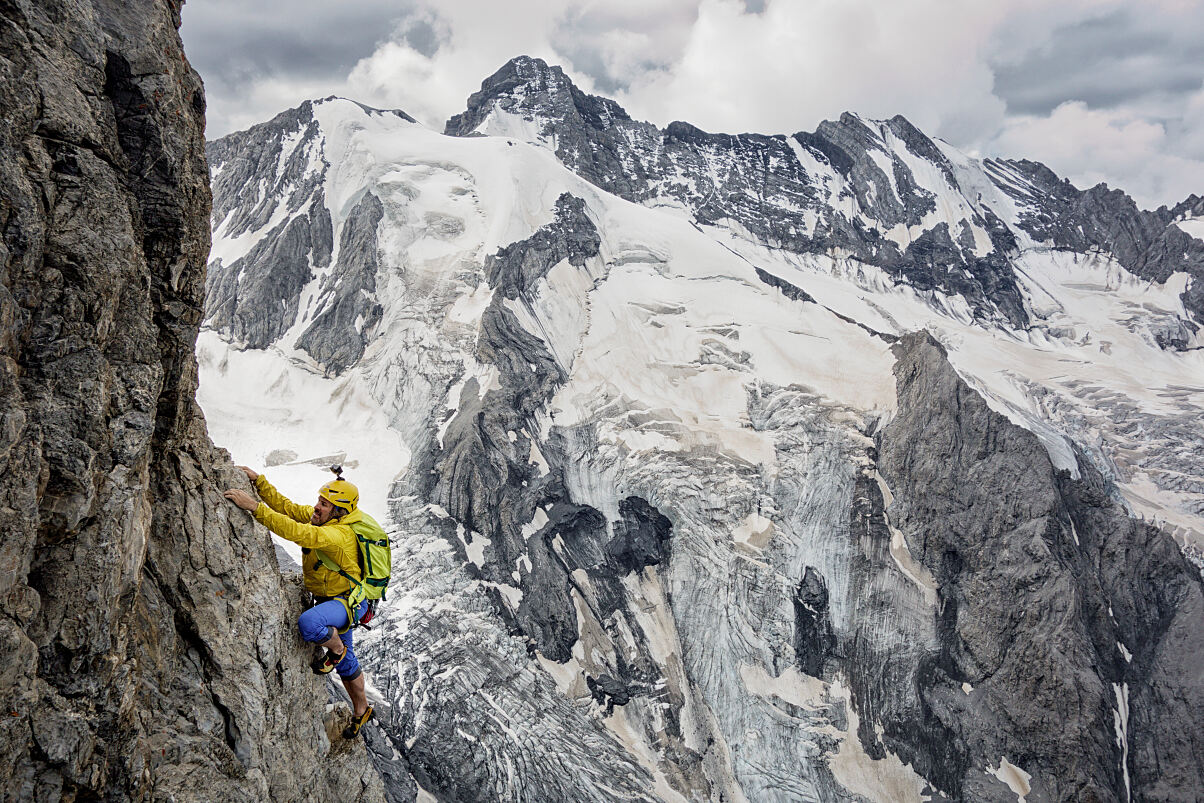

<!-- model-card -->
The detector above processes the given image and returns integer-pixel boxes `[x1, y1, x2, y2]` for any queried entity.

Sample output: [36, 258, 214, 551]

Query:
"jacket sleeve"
[254, 474, 313, 523]
[253, 504, 348, 552]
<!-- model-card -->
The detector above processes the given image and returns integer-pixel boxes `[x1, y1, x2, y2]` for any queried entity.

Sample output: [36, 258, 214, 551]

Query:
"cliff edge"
[0, 1, 382, 799]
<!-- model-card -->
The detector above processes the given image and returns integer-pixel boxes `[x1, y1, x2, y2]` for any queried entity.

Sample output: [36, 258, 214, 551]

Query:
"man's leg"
[342, 672, 368, 718]
[317, 628, 344, 654]
[298, 600, 372, 732]
[333, 601, 370, 718]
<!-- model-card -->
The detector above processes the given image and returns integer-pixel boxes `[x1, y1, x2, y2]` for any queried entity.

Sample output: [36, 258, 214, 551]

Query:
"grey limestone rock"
[871, 331, 1204, 800]
[432, 193, 599, 659]
[487, 194, 600, 298]
[205, 195, 333, 348]
[205, 104, 401, 374]
[793, 566, 835, 679]
[207, 103, 324, 240]
[0, 1, 382, 799]
[295, 191, 386, 374]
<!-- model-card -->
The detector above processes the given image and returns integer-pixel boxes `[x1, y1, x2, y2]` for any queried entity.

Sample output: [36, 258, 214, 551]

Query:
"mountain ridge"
[439, 55, 1204, 332]
[209, 55, 1204, 342]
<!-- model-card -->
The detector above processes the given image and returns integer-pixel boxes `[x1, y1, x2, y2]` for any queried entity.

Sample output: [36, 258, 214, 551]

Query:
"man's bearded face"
[312, 497, 335, 525]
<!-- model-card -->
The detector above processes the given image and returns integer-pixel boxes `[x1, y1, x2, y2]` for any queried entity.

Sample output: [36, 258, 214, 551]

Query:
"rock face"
[0, 1, 381, 800]
[872, 332, 1204, 800]
[199, 61, 1204, 802]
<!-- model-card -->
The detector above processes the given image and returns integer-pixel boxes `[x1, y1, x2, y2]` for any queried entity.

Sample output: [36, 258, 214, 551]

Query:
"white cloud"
[551, 0, 701, 91]
[346, 40, 456, 126]
[614, 0, 1017, 140]
[345, 0, 570, 129]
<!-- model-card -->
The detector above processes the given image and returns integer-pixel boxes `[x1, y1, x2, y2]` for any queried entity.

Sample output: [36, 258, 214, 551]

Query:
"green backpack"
[349, 513, 391, 601]
[315, 512, 392, 608]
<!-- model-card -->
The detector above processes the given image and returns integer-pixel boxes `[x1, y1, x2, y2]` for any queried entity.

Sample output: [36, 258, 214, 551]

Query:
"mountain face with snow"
[201, 56, 1204, 802]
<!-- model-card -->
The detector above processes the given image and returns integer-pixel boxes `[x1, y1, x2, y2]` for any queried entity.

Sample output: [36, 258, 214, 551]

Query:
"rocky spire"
[444, 55, 632, 139]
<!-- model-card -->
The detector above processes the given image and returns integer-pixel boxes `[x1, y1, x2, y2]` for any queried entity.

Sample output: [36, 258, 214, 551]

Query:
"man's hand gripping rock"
[223, 465, 260, 512]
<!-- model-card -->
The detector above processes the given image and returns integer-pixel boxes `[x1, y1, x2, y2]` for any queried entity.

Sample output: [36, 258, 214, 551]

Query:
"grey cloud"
[549, 3, 700, 94]
[403, 17, 443, 58]
[181, 1, 420, 90]
[554, 41, 668, 96]
[992, 10, 1204, 116]
[556, 47, 633, 95]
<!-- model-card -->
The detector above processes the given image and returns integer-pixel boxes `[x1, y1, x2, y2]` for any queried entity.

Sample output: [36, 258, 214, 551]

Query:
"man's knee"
[297, 608, 334, 644]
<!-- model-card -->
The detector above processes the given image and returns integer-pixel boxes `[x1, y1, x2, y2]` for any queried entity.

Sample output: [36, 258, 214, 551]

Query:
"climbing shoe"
[311, 645, 347, 675]
[343, 705, 374, 739]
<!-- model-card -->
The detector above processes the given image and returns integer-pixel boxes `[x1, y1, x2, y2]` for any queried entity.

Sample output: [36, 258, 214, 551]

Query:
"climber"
[223, 465, 375, 738]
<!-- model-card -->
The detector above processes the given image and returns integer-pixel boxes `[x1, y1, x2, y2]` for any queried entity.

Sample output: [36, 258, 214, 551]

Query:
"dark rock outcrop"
[867, 332, 1204, 800]
[0, 1, 381, 799]
[793, 566, 835, 678]
[432, 194, 598, 656]
[204, 194, 332, 348]
[295, 192, 385, 373]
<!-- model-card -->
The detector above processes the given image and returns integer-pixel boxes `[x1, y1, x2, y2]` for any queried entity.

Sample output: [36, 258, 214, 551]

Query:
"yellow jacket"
[253, 474, 363, 599]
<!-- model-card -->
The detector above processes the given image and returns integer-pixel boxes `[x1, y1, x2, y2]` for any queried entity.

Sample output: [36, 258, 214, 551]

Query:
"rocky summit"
[3, 23, 1203, 802]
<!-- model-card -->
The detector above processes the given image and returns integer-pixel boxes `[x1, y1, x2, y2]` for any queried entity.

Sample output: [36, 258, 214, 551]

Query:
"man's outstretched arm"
[235, 465, 314, 523]
[222, 488, 348, 552]
[223, 488, 259, 512]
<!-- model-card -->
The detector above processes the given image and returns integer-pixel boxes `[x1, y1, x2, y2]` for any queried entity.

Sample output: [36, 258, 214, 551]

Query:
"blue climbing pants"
[298, 598, 369, 680]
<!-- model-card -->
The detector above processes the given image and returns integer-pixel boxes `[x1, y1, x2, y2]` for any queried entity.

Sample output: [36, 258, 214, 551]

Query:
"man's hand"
[237, 465, 259, 482]
[224, 489, 259, 512]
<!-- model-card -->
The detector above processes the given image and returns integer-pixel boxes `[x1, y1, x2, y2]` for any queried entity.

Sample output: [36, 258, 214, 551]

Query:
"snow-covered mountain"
[198, 56, 1204, 802]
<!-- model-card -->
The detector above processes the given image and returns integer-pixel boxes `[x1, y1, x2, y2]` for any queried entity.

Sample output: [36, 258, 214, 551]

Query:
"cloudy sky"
[180, 0, 1204, 209]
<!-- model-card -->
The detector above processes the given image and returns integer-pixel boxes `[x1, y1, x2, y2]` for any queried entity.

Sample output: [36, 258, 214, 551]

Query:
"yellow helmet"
[319, 478, 359, 512]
